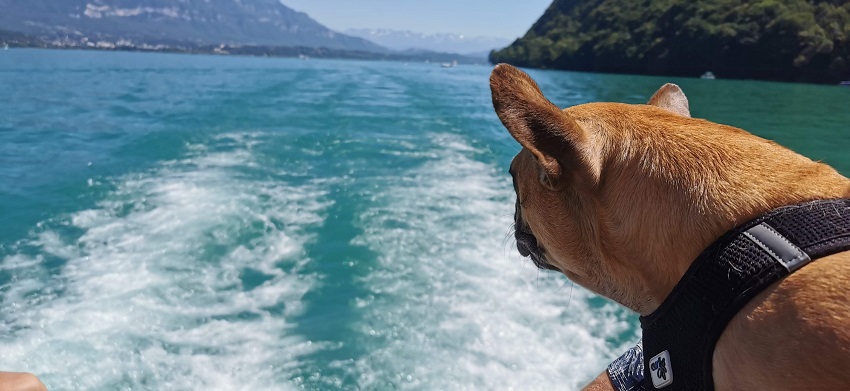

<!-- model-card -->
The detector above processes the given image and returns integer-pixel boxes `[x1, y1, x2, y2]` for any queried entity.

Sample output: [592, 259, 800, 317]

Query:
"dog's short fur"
[491, 64, 850, 390]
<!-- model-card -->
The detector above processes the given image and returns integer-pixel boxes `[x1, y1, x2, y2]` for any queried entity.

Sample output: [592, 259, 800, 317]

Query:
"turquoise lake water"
[0, 49, 848, 390]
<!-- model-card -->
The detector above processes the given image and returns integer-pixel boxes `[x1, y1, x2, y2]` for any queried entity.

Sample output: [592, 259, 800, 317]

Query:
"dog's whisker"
[536, 268, 540, 288]
[503, 226, 516, 248]
[555, 278, 568, 292]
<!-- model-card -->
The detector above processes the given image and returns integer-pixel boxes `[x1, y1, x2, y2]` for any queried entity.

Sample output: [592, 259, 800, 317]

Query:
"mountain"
[0, 0, 384, 52]
[490, 0, 850, 84]
[345, 28, 511, 57]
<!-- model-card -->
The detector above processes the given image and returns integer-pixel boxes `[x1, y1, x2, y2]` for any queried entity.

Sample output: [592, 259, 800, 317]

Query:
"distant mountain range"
[0, 0, 384, 52]
[345, 28, 511, 57]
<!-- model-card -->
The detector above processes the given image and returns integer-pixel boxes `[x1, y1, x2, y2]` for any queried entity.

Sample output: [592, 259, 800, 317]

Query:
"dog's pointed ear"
[648, 83, 691, 117]
[490, 64, 598, 187]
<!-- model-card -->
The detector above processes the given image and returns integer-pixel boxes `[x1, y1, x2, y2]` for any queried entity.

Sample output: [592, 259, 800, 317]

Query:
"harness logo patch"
[649, 350, 673, 388]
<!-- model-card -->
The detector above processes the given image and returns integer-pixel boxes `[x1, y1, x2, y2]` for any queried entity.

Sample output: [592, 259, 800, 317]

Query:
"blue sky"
[282, 0, 553, 39]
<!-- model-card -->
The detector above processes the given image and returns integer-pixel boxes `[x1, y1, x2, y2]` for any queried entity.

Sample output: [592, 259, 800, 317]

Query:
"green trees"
[490, 0, 850, 83]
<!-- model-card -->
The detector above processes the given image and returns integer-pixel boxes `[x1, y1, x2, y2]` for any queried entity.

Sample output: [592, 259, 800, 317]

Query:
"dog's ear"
[490, 64, 598, 187]
[648, 83, 691, 117]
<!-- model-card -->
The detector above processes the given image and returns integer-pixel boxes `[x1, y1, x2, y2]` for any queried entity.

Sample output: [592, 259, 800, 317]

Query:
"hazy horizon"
[282, 0, 552, 40]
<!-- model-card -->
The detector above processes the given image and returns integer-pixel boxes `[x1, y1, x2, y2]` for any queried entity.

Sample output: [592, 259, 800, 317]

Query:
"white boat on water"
[441, 60, 457, 68]
[3, 44, 8, 51]
[701, 71, 716, 80]
[840, 81, 850, 87]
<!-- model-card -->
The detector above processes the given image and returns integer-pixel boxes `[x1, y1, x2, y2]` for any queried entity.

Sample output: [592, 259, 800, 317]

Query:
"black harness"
[639, 199, 850, 390]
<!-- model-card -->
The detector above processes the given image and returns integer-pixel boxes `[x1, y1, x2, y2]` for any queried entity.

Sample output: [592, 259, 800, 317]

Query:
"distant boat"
[441, 60, 457, 68]
[3, 44, 8, 51]
[700, 71, 716, 80]
[298, 54, 309, 61]
[840, 81, 850, 87]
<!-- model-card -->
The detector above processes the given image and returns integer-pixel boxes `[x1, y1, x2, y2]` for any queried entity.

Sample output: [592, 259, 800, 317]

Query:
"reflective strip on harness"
[743, 223, 811, 273]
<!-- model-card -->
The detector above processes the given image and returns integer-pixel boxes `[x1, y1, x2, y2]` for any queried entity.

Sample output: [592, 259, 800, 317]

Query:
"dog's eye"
[538, 169, 551, 187]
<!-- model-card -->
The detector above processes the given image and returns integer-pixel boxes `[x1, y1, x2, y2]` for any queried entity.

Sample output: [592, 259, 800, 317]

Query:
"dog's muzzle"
[514, 199, 559, 271]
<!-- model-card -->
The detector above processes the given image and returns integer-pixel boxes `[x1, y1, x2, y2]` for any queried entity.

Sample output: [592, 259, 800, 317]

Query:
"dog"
[490, 63, 850, 390]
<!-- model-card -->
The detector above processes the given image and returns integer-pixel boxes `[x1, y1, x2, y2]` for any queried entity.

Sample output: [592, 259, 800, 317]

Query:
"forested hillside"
[490, 0, 850, 83]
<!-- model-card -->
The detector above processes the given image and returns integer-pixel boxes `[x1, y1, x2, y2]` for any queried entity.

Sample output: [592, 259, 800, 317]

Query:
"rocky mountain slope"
[0, 0, 384, 51]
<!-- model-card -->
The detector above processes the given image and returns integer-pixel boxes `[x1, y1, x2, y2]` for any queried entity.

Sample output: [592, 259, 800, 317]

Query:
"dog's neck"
[590, 116, 850, 316]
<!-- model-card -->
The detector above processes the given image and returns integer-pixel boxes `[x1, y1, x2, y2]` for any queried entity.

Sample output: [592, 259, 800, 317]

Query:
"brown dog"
[490, 63, 850, 390]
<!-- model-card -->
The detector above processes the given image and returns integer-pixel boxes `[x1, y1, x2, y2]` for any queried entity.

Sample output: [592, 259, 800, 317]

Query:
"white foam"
[349, 133, 638, 390]
[0, 133, 330, 390]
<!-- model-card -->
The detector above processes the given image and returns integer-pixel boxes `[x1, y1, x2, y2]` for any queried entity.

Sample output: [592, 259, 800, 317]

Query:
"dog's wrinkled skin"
[491, 64, 850, 390]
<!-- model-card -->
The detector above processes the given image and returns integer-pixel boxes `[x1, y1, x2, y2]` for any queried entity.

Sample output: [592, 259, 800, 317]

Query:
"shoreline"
[0, 35, 487, 66]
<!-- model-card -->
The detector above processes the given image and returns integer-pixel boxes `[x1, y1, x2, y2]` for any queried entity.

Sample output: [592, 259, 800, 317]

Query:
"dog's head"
[491, 64, 849, 314]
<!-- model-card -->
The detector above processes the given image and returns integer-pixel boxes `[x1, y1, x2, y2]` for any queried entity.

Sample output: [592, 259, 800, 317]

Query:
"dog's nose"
[514, 199, 560, 271]
[514, 199, 538, 257]
[515, 230, 536, 257]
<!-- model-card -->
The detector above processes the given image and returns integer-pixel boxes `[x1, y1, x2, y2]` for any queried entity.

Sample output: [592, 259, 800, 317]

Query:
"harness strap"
[639, 199, 850, 390]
